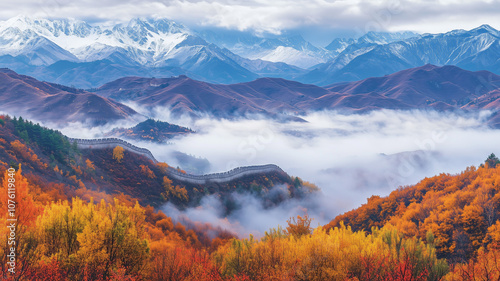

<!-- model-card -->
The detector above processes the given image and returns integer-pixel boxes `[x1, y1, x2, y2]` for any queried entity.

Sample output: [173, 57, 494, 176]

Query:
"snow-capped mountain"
[2, 16, 500, 88]
[219, 48, 307, 80]
[301, 25, 500, 85]
[324, 31, 419, 58]
[199, 30, 331, 69]
[0, 17, 79, 65]
[357, 31, 420, 44]
[0, 16, 258, 85]
[325, 38, 356, 55]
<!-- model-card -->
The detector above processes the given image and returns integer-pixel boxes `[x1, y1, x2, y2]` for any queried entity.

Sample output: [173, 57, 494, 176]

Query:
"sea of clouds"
[44, 108, 500, 237]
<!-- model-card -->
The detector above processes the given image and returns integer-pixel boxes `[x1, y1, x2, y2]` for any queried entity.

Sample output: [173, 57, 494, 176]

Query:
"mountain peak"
[1, 15, 93, 38]
[358, 30, 420, 44]
[2, 15, 36, 31]
[470, 24, 499, 36]
[125, 17, 190, 35]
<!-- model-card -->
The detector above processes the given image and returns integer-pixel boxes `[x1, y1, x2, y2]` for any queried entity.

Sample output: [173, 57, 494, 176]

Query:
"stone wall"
[68, 138, 287, 184]
[166, 164, 286, 185]
[68, 137, 158, 163]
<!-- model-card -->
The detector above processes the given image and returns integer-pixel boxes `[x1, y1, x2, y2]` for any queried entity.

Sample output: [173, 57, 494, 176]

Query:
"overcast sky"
[1, 0, 500, 45]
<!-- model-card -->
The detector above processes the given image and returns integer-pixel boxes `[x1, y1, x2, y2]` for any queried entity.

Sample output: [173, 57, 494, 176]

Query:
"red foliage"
[26, 258, 66, 281]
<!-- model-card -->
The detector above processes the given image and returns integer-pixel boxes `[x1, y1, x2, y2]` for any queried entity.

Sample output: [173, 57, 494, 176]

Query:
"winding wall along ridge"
[68, 137, 159, 163]
[67, 138, 287, 184]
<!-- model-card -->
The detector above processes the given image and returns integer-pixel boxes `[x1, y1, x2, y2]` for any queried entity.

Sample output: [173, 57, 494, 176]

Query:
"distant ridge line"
[67, 137, 287, 184]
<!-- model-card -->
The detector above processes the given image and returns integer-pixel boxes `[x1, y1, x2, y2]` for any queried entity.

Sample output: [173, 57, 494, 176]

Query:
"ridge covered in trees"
[106, 119, 194, 143]
[326, 154, 500, 266]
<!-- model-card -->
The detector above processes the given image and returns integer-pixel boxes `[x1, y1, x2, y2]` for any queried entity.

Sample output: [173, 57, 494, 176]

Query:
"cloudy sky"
[1, 0, 499, 45]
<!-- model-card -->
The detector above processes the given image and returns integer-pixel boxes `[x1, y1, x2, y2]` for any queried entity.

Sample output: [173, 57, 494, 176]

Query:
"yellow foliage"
[214, 223, 448, 280]
[162, 176, 188, 202]
[36, 198, 149, 279]
[113, 146, 124, 163]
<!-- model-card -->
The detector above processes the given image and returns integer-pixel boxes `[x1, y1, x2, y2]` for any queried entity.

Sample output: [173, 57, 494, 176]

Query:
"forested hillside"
[0, 115, 307, 208]
[1, 114, 500, 280]
[326, 154, 500, 272]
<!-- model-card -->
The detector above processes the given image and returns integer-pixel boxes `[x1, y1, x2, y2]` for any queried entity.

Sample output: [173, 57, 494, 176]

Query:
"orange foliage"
[0, 165, 43, 228]
[156, 162, 170, 173]
[327, 164, 500, 262]
[140, 164, 156, 179]
[86, 159, 95, 170]
[71, 164, 83, 176]
[10, 140, 48, 169]
[446, 248, 500, 280]
[162, 176, 189, 202]
[285, 214, 313, 237]
[0, 166, 44, 278]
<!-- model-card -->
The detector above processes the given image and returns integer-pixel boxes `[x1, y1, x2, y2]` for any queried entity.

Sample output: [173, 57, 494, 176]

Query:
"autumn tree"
[85, 159, 95, 170]
[325, 158, 500, 261]
[462, 204, 487, 254]
[214, 223, 448, 280]
[285, 214, 313, 238]
[0, 166, 43, 279]
[140, 164, 156, 179]
[156, 162, 170, 173]
[75, 199, 149, 279]
[162, 176, 188, 202]
[113, 146, 125, 163]
[446, 248, 500, 280]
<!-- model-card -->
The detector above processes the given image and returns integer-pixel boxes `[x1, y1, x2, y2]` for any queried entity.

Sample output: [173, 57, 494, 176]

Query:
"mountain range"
[2, 62, 500, 127]
[0, 16, 258, 86]
[93, 64, 500, 119]
[302, 24, 500, 85]
[2, 64, 500, 124]
[47, 64, 500, 127]
[2, 16, 500, 89]
[0, 68, 138, 124]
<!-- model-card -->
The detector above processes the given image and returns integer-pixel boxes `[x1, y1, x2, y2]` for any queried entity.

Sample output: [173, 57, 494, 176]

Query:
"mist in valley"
[25, 108, 500, 237]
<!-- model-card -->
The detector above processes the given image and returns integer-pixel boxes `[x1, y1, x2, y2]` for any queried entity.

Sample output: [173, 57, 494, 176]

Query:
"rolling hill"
[93, 65, 500, 126]
[105, 119, 194, 143]
[0, 68, 138, 124]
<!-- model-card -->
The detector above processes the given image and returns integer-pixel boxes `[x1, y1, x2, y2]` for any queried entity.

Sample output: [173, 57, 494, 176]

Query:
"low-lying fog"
[49, 109, 500, 236]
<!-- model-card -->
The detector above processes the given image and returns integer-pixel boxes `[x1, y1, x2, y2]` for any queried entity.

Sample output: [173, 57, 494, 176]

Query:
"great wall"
[68, 138, 158, 162]
[68, 137, 287, 185]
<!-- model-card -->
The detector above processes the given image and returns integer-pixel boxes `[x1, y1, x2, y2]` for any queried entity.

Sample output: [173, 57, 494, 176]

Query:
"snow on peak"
[0, 16, 200, 64]
[125, 18, 190, 35]
[470, 24, 499, 37]
[1, 15, 93, 38]
[358, 31, 420, 44]
[261, 46, 325, 69]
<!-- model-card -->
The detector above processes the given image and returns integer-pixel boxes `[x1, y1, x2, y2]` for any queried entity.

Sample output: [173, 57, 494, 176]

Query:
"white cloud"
[1, 0, 499, 37]
[37, 108, 500, 236]
[127, 109, 500, 236]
